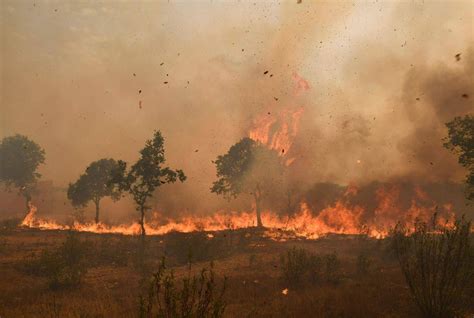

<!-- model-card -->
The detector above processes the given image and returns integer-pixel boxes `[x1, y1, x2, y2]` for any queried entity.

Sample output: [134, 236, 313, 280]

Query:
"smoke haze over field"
[1, 1, 473, 219]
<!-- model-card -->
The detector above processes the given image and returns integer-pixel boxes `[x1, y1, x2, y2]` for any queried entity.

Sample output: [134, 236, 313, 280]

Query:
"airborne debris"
[297, 0, 302, 3]
[195, 149, 199, 152]
[455, 53, 461, 61]
[461, 94, 469, 98]
[264, 70, 269, 75]
[274, 97, 279, 101]
[164, 81, 168, 84]
[160, 62, 164, 66]
[139, 89, 142, 94]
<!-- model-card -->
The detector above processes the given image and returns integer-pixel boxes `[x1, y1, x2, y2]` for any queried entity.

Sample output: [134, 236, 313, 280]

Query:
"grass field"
[0, 226, 471, 318]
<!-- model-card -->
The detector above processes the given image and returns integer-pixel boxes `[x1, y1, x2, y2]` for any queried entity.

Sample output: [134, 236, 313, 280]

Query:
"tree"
[67, 159, 120, 223]
[211, 137, 284, 227]
[111, 131, 186, 236]
[0, 134, 45, 212]
[444, 114, 473, 201]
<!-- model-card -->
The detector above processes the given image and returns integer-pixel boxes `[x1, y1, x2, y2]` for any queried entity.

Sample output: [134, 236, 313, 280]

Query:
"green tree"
[0, 134, 45, 212]
[444, 114, 473, 201]
[67, 159, 120, 223]
[211, 137, 283, 227]
[111, 131, 186, 236]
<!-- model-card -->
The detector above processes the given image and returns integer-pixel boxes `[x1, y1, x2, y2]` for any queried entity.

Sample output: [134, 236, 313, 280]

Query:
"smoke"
[1, 1, 472, 221]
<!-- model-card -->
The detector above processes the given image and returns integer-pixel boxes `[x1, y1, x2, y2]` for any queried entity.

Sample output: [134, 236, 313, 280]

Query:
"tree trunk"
[24, 192, 31, 214]
[94, 199, 100, 224]
[256, 196, 263, 227]
[139, 205, 146, 237]
[254, 184, 263, 227]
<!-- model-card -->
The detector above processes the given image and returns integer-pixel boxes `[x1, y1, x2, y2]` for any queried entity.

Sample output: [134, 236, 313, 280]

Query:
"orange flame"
[20, 183, 458, 240]
[248, 72, 308, 165]
[21, 202, 37, 227]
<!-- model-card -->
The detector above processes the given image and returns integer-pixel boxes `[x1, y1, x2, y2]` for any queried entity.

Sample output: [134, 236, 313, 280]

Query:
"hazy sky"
[1, 0, 473, 206]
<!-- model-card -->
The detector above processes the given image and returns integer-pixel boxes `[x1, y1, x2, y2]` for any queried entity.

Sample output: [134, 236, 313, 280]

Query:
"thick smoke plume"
[1, 1, 472, 223]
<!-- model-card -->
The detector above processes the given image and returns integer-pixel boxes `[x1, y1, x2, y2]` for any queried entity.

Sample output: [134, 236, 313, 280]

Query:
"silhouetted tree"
[211, 137, 283, 227]
[0, 134, 45, 212]
[111, 131, 186, 236]
[444, 114, 473, 201]
[67, 159, 120, 223]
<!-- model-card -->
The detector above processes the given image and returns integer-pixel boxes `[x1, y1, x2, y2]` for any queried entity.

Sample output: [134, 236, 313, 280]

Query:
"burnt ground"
[0, 226, 467, 317]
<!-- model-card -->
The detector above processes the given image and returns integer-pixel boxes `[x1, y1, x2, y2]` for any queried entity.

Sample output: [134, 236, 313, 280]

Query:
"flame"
[20, 182, 458, 240]
[21, 202, 38, 227]
[248, 72, 308, 166]
[248, 107, 304, 158]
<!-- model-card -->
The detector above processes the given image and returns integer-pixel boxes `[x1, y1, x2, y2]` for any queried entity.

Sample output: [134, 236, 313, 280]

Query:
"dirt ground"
[0, 226, 465, 318]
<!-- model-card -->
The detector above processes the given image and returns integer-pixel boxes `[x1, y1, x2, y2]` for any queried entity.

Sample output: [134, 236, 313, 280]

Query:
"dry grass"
[0, 228, 471, 317]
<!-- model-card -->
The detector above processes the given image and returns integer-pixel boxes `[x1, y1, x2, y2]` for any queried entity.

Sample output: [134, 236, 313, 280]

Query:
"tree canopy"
[111, 130, 186, 235]
[444, 114, 473, 201]
[211, 137, 284, 227]
[0, 134, 45, 209]
[67, 158, 121, 223]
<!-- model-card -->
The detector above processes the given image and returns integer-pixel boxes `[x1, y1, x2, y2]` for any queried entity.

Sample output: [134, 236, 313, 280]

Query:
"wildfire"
[21, 202, 37, 227]
[248, 107, 304, 159]
[19, 182, 458, 240]
[19, 62, 458, 245]
[248, 72, 308, 165]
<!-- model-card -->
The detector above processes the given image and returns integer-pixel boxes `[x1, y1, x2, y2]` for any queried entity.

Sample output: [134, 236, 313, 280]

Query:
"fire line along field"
[1, 1, 473, 317]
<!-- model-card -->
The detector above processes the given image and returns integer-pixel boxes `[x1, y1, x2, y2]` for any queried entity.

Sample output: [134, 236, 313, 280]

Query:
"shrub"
[0, 218, 21, 234]
[392, 216, 473, 318]
[324, 252, 341, 284]
[24, 231, 89, 290]
[280, 247, 323, 287]
[0, 236, 7, 254]
[139, 258, 227, 318]
[165, 232, 230, 265]
[248, 253, 258, 268]
[90, 236, 129, 267]
[356, 252, 371, 275]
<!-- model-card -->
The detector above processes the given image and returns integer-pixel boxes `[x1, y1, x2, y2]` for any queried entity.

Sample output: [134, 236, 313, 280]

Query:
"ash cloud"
[1, 1, 472, 221]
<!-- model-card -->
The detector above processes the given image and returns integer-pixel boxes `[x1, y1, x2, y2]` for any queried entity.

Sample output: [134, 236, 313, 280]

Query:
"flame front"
[20, 183, 457, 240]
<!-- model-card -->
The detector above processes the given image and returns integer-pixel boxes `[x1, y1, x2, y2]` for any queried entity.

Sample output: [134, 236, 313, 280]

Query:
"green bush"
[24, 231, 89, 290]
[139, 259, 227, 318]
[392, 216, 473, 318]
